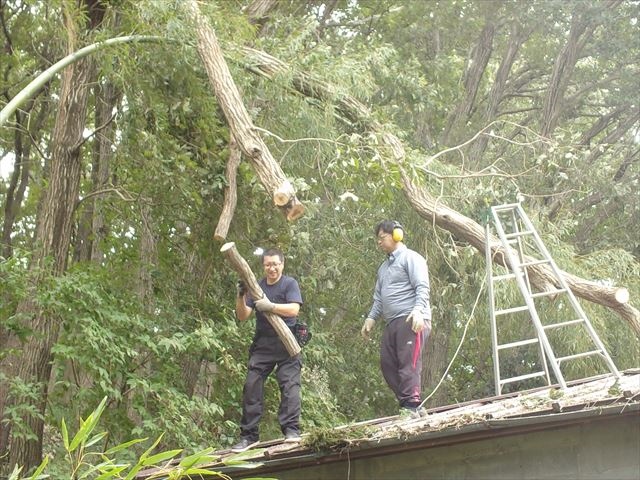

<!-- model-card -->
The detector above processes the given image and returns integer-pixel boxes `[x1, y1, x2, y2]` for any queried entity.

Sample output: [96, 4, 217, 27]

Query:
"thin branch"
[73, 109, 117, 150]
[75, 187, 135, 208]
[423, 120, 550, 167]
[252, 125, 344, 146]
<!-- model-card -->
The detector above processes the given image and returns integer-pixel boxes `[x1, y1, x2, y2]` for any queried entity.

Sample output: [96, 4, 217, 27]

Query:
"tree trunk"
[184, 0, 304, 221]
[397, 166, 640, 336]
[469, 21, 528, 165]
[0, 56, 95, 472]
[137, 203, 158, 312]
[540, 6, 598, 138]
[582, 111, 640, 166]
[422, 316, 451, 408]
[578, 106, 626, 147]
[1, 101, 48, 259]
[441, 10, 497, 146]
[74, 81, 119, 262]
[0, 1, 104, 471]
[246, 0, 278, 24]
[214, 135, 241, 241]
[547, 111, 639, 221]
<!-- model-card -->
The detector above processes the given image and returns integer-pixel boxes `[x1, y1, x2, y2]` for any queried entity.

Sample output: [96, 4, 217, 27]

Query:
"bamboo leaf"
[141, 449, 182, 466]
[177, 447, 216, 469]
[61, 418, 69, 451]
[104, 438, 148, 455]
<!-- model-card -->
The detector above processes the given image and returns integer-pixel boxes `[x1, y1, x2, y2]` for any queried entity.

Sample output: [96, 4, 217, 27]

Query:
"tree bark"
[214, 136, 241, 241]
[442, 10, 497, 146]
[398, 166, 640, 337]
[540, 5, 601, 138]
[220, 242, 301, 356]
[137, 203, 158, 313]
[0, 2, 104, 471]
[578, 106, 626, 147]
[1, 101, 48, 259]
[74, 81, 119, 262]
[184, 0, 304, 221]
[246, 0, 278, 24]
[583, 111, 640, 166]
[469, 21, 528, 166]
[0, 56, 95, 475]
[422, 325, 451, 408]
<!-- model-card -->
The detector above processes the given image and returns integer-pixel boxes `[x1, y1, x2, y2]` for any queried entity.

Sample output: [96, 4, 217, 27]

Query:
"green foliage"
[9, 397, 261, 480]
[303, 424, 373, 453]
[1, 0, 638, 473]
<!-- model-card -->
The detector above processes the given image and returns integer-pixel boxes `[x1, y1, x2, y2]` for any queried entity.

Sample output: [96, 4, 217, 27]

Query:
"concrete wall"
[248, 415, 640, 480]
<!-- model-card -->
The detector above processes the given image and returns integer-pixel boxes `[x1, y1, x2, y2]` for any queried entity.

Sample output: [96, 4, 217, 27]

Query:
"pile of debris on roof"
[137, 369, 640, 480]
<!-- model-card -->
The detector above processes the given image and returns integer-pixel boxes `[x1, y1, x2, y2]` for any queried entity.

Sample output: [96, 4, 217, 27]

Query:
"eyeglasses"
[376, 234, 391, 241]
[263, 262, 282, 269]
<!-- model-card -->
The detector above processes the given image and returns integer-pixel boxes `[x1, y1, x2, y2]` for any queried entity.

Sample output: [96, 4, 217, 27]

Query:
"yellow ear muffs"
[392, 222, 404, 242]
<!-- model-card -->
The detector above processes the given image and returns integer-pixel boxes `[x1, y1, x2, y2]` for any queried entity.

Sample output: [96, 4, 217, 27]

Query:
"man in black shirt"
[231, 248, 303, 452]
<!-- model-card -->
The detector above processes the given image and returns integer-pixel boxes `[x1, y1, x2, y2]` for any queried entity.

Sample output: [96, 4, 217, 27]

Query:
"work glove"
[361, 318, 375, 340]
[236, 280, 247, 298]
[406, 310, 425, 333]
[254, 296, 276, 312]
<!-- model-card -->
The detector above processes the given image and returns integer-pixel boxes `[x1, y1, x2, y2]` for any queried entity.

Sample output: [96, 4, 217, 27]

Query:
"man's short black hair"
[262, 248, 284, 263]
[374, 220, 396, 236]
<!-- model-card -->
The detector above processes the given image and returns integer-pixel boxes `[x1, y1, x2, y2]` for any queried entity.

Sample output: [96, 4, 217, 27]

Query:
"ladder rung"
[498, 338, 539, 350]
[520, 259, 550, 268]
[556, 350, 602, 364]
[531, 289, 567, 298]
[495, 305, 530, 316]
[543, 319, 585, 330]
[504, 230, 534, 239]
[500, 371, 546, 385]
[492, 272, 521, 281]
[492, 203, 521, 211]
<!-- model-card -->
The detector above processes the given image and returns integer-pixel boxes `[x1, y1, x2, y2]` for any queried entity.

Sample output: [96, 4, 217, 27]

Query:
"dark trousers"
[380, 316, 431, 408]
[240, 335, 302, 441]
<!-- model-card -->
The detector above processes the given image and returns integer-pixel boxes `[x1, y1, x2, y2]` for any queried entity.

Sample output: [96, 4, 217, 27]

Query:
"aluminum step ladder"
[485, 203, 621, 395]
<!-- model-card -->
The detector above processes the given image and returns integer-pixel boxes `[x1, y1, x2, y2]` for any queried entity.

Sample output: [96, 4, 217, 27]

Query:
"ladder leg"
[534, 326, 552, 387]
[514, 205, 621, 380]
[492, 207, 568, 389]
[485, 224, 502, 395]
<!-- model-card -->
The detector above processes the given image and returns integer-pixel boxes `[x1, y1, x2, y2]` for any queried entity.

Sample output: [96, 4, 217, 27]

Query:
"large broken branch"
[184, 0, 304, 221]
[237, 46, 640, 337]
[397, 167, 639, 337]
[220, 242, 301, 357]
[214, 136, 241, 241]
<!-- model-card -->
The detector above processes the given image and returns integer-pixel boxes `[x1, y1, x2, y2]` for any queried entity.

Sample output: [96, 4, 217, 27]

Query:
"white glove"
[254, 297, 276, 312]
[406, 310, 425, 333]
[361, 318, 375, 339]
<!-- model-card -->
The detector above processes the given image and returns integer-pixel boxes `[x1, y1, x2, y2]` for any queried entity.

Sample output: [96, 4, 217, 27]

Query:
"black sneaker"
[283, 430, 301, 443]
[231, 437, 259, 452]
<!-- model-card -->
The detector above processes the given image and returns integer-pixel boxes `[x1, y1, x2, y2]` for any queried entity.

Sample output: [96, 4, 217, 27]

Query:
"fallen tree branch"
[185, 1, 304, 221]
[214, 135, 241, 241]
[238, 46, 640, 337]
[220, 242, 301, 357]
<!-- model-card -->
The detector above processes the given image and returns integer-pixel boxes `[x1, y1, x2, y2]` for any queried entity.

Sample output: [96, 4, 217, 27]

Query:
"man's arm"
[367, 271, 383, 320]
[408, 251, 431, 319]
[236, 294, 253, 321]
[269, 302, 300, 317]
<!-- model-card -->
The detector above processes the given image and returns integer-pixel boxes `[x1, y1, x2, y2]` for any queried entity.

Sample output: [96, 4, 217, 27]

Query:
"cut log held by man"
[220, 242, 301, 356]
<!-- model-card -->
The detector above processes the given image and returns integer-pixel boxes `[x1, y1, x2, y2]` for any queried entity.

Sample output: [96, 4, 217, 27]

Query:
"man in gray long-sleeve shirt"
[362, 220, 432, 413]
